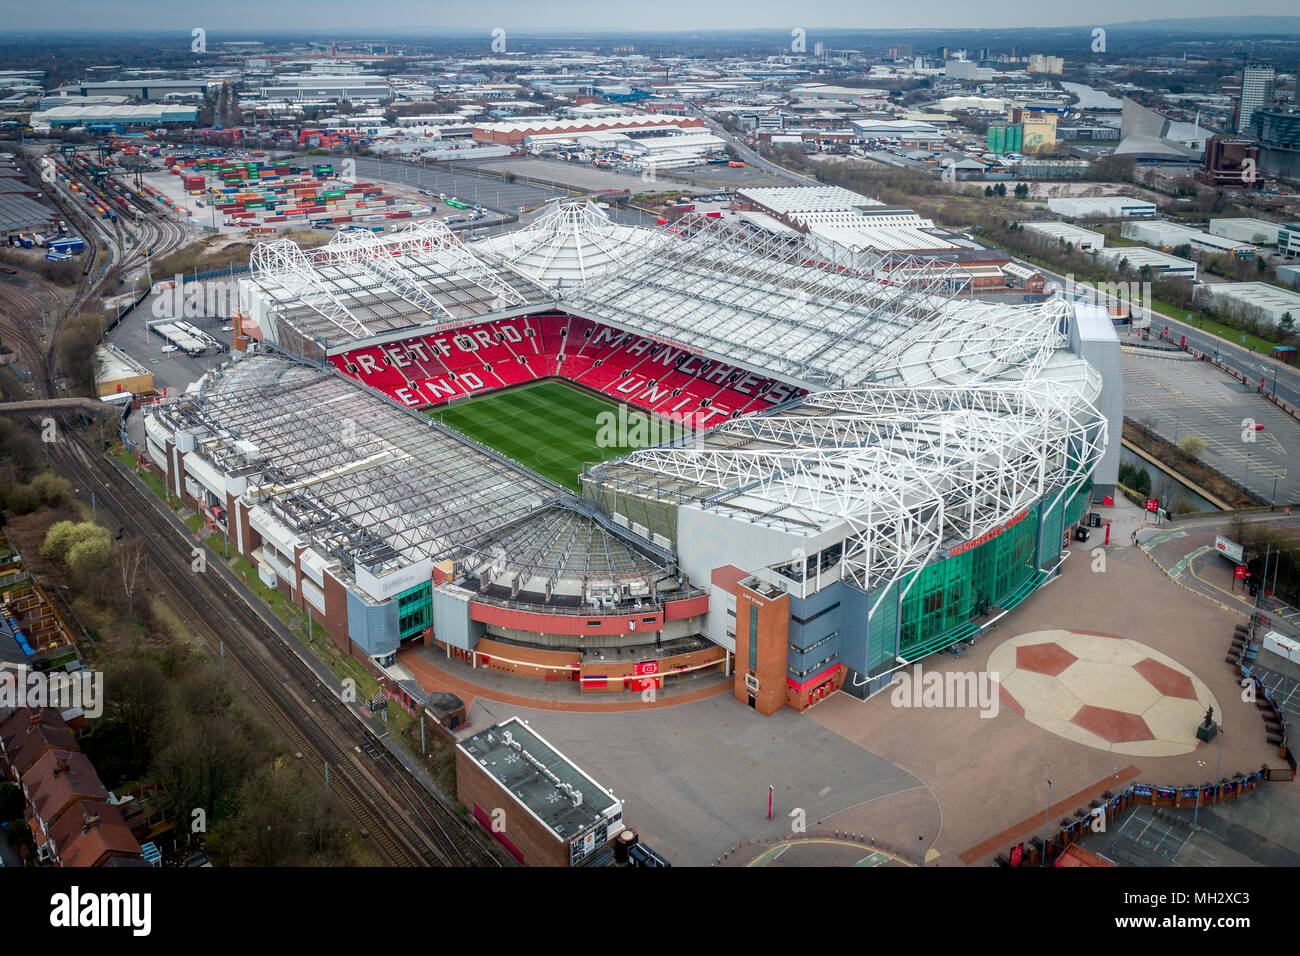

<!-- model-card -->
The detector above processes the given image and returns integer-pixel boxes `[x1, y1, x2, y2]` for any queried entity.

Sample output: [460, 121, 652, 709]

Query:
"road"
[688, 107, 818, 186]
[1137, 510, 1300, 635]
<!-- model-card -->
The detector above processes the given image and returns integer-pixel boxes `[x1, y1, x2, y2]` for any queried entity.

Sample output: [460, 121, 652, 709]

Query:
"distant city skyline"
[2, 2, 1300, 35]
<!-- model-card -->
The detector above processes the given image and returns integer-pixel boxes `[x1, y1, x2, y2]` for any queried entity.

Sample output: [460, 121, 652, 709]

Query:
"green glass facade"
[898, 502, 1041, 654]
[397, 581, 433, 641]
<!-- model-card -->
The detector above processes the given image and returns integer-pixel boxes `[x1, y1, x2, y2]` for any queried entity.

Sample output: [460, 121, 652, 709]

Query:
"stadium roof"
[584, 309, 1104, 597]
[475, 200, 668, 288]
[562, 216, 1014, 389]
[156, 354, 674, 592]
[240, 200, 1105, 600]
[245, 221, 552, 354]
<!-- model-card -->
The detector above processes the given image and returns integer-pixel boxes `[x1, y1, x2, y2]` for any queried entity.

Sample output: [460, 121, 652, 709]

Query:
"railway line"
[44, 148, 188, 277]
[48, 431, 505, 867]
[0, 265, 64, 399]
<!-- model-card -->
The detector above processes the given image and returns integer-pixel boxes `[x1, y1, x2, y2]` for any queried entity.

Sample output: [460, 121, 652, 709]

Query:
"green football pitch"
[426, 380, 682, 491]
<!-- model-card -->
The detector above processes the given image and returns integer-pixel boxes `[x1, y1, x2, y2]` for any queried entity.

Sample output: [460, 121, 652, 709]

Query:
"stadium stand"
[327, 313, 804, 425]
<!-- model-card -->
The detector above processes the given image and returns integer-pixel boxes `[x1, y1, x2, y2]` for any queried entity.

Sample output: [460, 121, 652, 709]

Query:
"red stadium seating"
[330, 313, 804, 427]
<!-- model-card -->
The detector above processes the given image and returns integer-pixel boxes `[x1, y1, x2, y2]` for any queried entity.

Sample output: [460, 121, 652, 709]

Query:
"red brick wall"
[579, 646, 725, 693]
[785, 664, 846, 711]
[323, 569, 350, 655]
[733, 584, 790, 716]
[455, 748, 568, 867]
[472, 638, 579, 680]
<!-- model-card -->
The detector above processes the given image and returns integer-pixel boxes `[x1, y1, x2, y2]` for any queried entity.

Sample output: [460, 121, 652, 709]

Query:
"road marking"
[1169, 545, 1208, 580]
[1185, 551, 1255, 610]
[1145, 530, 1186, 547]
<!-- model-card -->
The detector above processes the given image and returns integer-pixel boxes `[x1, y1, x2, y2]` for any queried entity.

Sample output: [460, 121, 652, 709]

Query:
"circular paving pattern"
[988, 629, 1219, 757]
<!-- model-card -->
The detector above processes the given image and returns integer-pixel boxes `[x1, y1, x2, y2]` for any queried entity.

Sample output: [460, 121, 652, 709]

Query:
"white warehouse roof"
[738, 185, 884, 215]
[1197, 282, 1300, 325]
[1096, 246, 1196, 277]
[1022, 221, 1106, 250]
[1209, 218, 1283, 246]
[1047, 197, 1157, 218]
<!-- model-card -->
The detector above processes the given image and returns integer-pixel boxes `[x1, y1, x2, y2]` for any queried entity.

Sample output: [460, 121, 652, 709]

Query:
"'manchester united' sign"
[948, 509, 1030, 559]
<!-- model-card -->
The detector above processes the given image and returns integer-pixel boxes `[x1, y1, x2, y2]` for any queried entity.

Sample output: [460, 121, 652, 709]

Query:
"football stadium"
[142, 197, 1114, 714]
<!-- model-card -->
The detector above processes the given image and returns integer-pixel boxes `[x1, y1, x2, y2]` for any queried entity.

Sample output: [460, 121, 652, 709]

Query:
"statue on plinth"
[1196, 705, 1218, 743]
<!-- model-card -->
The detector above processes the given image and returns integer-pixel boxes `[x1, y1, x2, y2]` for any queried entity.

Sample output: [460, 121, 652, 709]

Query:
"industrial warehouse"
[140, 196, 1115, 714]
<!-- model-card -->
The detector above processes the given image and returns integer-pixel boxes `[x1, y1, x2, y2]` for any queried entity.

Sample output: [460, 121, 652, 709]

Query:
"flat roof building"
[95, 344, 154, 399]
[1121, 220, 1258, 257]
[1196, 282, 1300, 327]
[457, 716, 623, 866]
[0, 193, 58, 238]
[734, 185, 882, 218]
[258, 76, 392, 104]
[29, 104, 198, 131]
[1022, 221, 1106, 252]
[53, 79, 211, 101]
[474, 115, 703, 146]
[1097, 245, 1197, 279]
[1047, 196, 1157, 219]
[1210, 218, 1283, 247]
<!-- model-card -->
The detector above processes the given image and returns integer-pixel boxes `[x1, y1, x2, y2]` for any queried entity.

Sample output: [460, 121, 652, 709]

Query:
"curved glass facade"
[899, 501, 1042, 654]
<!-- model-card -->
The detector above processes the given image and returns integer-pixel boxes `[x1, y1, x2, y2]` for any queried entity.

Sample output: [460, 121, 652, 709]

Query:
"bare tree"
[117, 539, 145, 614]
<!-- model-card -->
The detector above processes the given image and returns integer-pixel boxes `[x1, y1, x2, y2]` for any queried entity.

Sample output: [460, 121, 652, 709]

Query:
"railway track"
[0, 267, 63, 398]
[48, 431, 505, 867]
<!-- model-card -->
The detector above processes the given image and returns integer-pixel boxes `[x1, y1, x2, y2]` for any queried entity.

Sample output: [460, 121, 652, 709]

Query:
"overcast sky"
[0, 1, 1296, 34]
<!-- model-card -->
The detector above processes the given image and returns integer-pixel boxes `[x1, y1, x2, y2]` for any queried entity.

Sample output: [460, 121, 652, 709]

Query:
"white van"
[161, 345, 179, 354]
